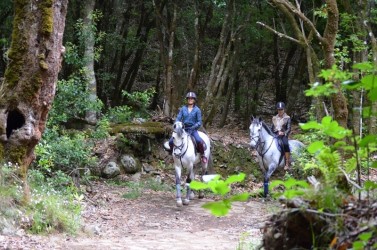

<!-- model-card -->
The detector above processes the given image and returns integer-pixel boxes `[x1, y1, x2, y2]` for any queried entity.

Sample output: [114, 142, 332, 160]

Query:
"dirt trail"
[0, 181, 280, 250]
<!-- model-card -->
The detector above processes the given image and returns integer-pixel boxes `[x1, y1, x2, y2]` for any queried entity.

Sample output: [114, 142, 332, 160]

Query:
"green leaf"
[308, 141, 324, 154]
[359, 232, 372, 241]
[190, 181, 208, 190]
[202, 200, 231, 216]
[270, 180, 285, 189]
[321, 116, 332, 126]
[359, 135, 377, 147]
[368, 88, 377, 101]
[352, 62, 374, 71]
[372, 162, 377, 168]
[352, 241, 364, 250]
[300, 121, 321, 130]
[364, 180, 377, 190]
[211, 181, 230, 195]
[229, 193, 249, 202]
[360, 74, 377, 90]
[225, 173, 245, 185]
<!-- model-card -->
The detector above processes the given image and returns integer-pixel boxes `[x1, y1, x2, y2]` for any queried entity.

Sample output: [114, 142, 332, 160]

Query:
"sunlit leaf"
[225, 173, 245, 185]
[202, 200, 231, 216]
[300, 121, 321, 130]
[190, 181, 208, 190]
[308, 141, 324, 154]
[212, 181, 230, 195]
[229, 193, 249, 202]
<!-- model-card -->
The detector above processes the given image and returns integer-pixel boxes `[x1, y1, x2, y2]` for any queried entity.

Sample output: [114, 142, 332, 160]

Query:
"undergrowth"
[0, 163, 82, 235]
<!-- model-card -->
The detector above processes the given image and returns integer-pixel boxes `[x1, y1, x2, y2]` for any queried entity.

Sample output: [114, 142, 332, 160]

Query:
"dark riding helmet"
[276, 102, 285, 109]
[186, 92, 197, 99]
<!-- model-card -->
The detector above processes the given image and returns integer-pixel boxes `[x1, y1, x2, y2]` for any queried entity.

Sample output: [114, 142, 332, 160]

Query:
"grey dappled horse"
[165, 121, 211, 207]
[249, 117, 305, 197]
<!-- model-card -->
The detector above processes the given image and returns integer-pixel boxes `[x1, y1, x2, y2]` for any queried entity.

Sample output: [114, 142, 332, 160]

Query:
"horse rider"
[169, 92, 208, 163]
[271, 102, 291, 170]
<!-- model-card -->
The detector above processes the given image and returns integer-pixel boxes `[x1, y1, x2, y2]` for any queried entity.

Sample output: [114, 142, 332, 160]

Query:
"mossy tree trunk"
[0, 0, 68, 201]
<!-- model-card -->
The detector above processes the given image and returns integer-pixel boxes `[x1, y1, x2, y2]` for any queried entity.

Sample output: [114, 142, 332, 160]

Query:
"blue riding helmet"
[276, 102, 285, 109]
[186, 92, 197, 99]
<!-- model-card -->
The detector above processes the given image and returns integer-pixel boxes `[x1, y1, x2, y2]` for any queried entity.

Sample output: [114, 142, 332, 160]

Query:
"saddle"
[190, 135, 207, 153]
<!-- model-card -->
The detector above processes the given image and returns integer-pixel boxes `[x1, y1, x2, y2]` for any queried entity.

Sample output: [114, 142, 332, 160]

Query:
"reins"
[252, 122, 276, 170]
[173, 133, 190, 166]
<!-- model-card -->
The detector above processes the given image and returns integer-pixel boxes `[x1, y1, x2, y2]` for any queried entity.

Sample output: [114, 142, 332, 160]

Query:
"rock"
[102, 162, 120, 178]
[120, 155, 140, 174]
[142, 163, 154, 173]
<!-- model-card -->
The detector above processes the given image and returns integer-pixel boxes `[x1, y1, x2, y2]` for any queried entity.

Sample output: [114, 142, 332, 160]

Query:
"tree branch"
[256, 21, 301, 45]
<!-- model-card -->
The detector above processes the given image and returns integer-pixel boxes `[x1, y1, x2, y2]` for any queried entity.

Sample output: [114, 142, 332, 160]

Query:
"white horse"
[165, 121, 211, 206]
[249, 117, 305, 197]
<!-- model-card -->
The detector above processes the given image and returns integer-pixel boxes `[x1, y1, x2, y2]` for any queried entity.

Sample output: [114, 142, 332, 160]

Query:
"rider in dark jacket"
[169, 92, 207, 163]
[271, 102, 291, 170]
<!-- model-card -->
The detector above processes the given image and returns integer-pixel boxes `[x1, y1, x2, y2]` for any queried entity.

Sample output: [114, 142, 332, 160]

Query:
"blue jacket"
[176, 105, 202, 130]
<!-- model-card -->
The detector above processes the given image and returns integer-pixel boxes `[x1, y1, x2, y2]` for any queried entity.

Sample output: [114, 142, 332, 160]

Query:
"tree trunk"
[82, 0, 98, 125]
[323, 0, 348, 128]
[187, 0, 212, 91]
[0, 0, 68, 201]
[153, 0, 177, 117]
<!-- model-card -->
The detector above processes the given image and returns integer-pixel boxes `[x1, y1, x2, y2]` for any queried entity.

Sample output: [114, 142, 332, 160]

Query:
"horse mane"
[261, 121, 275, 136]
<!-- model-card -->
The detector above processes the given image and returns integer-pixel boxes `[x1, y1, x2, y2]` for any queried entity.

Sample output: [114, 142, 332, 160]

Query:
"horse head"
[173, 121, 184, 137]
[249, 117, 263, 148]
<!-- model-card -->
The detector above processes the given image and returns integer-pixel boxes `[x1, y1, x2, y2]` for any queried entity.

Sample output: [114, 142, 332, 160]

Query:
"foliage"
[35, 128, 97, 176]
[27, 169, 82, 234]
[190, 173, 249, 216]
[48, 77, 103, 126]
[105, 88, 156, 123]
[0, 163, 81, 235]
[90, 117, 111, 139]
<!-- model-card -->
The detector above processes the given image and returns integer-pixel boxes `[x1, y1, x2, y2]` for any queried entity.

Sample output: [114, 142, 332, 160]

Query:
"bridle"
[172, 131, 189, 168]
[250, 122, 275, 162]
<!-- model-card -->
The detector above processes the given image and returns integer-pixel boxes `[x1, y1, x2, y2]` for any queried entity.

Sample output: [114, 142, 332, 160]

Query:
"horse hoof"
[183, 199, 190, 205]
[176, 199, 183, 207]
[189, 191, 195, 200]
[198, 190, 204, 199]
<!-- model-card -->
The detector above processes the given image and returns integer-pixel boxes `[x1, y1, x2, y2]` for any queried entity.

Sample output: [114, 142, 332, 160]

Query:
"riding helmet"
[186, 92, 197, 99]
[276, 102, 285, 109]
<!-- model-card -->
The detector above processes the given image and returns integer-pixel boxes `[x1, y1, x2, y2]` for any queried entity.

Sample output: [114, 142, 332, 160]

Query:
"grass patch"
[118, 177, 173, 199]
[0, 164, 82, 235]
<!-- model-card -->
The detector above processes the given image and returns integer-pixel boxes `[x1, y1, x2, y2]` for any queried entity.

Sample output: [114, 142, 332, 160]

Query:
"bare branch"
[273, 0, 325, 44]
[256, 21, 302, 45]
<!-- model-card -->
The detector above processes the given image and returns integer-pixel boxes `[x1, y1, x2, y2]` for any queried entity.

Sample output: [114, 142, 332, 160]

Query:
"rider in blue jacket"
[169, 92, 207, 163]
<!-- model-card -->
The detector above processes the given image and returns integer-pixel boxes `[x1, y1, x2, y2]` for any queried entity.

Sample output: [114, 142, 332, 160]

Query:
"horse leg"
[175, 165, 183, 207]
[264, 164, 277, 197]
[198, 161, 208, 199]
[183, 166, 194, 205]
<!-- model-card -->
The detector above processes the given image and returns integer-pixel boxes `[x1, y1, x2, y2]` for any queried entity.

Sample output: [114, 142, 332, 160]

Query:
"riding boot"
[197, 142, 207, 163]
[284, 152, 291, 170]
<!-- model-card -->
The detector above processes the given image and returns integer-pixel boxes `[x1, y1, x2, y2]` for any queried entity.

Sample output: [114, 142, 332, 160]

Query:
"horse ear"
[251, 115, 254, 121]
[258, 117, 262, 122]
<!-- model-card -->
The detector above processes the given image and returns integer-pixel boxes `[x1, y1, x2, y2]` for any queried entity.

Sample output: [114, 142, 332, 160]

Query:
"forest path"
[1, 181, 280, 250]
